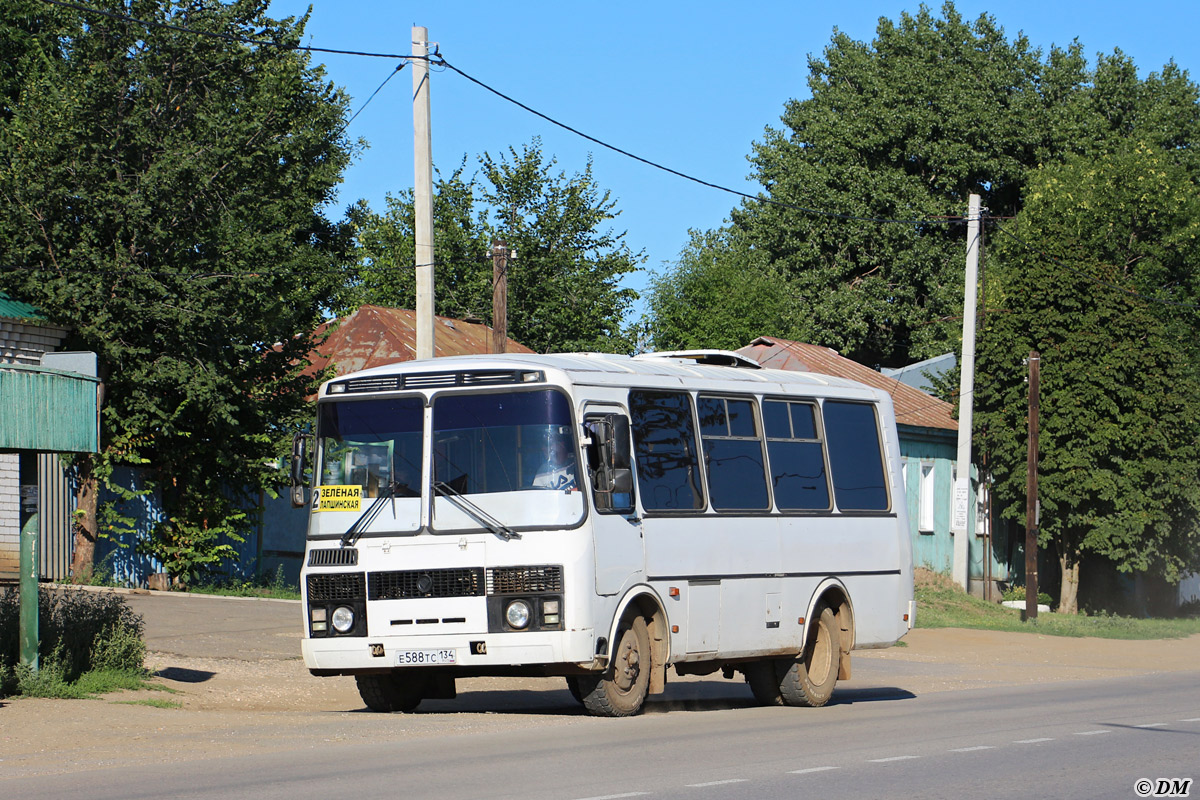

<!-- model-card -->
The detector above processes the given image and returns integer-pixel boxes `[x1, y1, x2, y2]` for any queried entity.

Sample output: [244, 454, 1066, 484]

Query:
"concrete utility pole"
[1026, 351, 1041, 620]
[951, 193, 982, 591]
[491, 240, 509, 354]
[412, 26, 435, 360]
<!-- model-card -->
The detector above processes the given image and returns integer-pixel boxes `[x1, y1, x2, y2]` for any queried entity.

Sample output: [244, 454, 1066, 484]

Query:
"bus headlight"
[331, 605, 355, 633]
[505, 600, 531, 630]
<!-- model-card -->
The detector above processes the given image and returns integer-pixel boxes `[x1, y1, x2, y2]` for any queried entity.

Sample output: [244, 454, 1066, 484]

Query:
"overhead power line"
[437, 56, 962, 227]
[40, 0, 961, 227]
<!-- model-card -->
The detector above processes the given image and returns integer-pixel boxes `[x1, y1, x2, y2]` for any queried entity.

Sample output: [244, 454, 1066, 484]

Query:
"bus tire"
[779, 603, 840, 708]
[578, 615, 651, 717]
[744, 661, 784, 706]
[355, 670, 427, 713]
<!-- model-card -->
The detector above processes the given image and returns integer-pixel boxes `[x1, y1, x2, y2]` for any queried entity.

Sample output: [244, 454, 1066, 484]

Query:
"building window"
[918, 462, 935, 533]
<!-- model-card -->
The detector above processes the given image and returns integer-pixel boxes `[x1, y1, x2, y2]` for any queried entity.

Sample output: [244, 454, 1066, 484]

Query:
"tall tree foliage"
[975, 146, 1200, 613]
[643, 226, 788, 351]
[0, 0, 353, 581]
[344, 139, 642, 354]
[646, 1, 1200, 368]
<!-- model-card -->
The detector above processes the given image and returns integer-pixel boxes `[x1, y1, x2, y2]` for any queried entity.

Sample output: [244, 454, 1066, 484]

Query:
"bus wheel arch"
[807, 579, 854, 677]
[579, 590, 667, 716]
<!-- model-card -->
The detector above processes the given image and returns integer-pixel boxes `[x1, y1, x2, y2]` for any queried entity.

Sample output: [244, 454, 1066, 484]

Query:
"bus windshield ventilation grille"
[487, 565, 563, 595]
[308, 548, 358, 567]
[332, 370, 543, 394]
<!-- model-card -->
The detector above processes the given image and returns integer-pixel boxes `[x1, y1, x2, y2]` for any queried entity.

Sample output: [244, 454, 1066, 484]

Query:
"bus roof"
[318, 351, 889, 403]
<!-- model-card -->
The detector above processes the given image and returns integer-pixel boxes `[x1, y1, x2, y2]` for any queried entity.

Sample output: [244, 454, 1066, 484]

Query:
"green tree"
[334, 162, 489, 320]
[646, 2, 1200, 367]
[345, 139, 642, 354]
[0, 0, 353, 582]
[975, 146, 1200, 614]
[643, 226, 789, 351]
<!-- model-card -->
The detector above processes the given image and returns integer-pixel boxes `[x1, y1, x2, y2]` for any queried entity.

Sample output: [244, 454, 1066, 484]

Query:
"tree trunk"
[69, 454, 98, 583]
[1058, 547, 1081, 615]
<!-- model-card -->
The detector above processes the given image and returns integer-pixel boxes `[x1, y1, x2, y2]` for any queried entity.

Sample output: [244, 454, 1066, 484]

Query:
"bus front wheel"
[779, 603, 840, 707]
[355, 670, 427, 713]
[578, 616, 651, 717]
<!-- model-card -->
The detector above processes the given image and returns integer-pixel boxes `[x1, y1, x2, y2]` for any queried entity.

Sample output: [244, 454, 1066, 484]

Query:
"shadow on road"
[829, 686, 917, 704]
[327, 679, 914, 717]
[155, 666, 217, 683]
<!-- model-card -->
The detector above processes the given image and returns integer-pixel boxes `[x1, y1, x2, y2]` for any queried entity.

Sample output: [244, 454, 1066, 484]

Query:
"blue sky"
[265, 1, 1199, 322]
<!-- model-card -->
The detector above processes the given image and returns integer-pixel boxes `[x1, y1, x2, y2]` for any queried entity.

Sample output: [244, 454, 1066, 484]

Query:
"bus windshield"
[431, 388, 584, 532]
[319, 393, 427, 537]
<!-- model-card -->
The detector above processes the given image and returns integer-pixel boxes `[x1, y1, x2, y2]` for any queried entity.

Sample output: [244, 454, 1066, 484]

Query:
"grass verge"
[915, 568, 1200, 639]
[184, 565, 300, 600]
[14, 662, 165, 699]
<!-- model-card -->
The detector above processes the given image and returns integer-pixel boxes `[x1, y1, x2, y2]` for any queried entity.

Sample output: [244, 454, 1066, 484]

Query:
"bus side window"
[764, 399, 831, 511]
[822, 400, 889, 511]
[629, 390, 705, 511]
[696, 395, 769, 511]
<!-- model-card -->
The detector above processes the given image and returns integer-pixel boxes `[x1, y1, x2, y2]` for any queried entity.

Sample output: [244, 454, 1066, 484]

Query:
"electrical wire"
[40, 1, 967, 228]
[337, 61, 406, 136]
[436, 56, 963, 228]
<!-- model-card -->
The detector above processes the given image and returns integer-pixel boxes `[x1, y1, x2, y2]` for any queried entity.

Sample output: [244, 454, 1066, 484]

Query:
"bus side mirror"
[290, 433, 311, 508]
[609, 415, 631, 471]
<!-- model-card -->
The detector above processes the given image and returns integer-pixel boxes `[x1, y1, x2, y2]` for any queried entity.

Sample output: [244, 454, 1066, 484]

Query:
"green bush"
[0, 586, 145, 697]
[1001, 584, 1054, 607]
[188, 564, 300, 599]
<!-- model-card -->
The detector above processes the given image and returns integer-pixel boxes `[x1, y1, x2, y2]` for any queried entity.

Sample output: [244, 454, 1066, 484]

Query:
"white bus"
[293, 350, 915, 716]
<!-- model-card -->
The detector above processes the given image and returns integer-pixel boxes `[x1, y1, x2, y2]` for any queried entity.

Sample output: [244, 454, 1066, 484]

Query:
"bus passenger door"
[583, 407, 644, 596]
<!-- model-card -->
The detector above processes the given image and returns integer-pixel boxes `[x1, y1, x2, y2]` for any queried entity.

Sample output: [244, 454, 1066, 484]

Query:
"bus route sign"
[314, 484, 361, 513]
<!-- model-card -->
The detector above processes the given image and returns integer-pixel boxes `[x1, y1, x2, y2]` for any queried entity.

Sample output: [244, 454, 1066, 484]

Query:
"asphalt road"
[7, 670, 1198, 799]
[121, 590, 302, 660]
[6, 591, 1199, 800]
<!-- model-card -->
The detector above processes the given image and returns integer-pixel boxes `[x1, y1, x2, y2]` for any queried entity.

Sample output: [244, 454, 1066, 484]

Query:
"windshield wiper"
[433, 480, 520, 541]
[340, 482, 397, 548]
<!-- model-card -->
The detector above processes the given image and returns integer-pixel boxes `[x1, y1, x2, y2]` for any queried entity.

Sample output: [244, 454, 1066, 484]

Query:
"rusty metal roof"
[307, 305, 534, 378]
[736, 336, 957, 432]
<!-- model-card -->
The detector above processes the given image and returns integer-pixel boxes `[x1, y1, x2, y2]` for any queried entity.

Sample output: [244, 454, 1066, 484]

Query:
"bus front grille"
[307, 572, 365, 602]
[369, 568, 485, 600]
[487, 565, 563, 595]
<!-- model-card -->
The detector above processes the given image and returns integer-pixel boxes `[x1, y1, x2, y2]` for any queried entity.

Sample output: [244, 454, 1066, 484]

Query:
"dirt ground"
[2, 626, 1199, 779]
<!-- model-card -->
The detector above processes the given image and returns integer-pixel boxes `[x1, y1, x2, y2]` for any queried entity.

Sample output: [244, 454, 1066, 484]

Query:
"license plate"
[395, 648, 457, 666]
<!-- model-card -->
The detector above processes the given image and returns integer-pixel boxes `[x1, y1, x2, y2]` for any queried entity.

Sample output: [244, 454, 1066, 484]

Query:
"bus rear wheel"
[356, 670, 428, 713]
[744, 661, 784, 706]
[578, 616, 651, 717]
[779, 603, 840, 708]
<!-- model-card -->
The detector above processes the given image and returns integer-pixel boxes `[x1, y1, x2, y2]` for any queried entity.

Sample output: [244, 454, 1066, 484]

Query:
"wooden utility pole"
[952, 193, 982, 591]
[1025, 350, 1040, 620]
[491, 240, 509, 354]
[412, 26, 435, 360]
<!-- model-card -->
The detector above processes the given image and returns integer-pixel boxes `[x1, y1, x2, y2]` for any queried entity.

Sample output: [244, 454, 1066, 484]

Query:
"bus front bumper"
[302, 628, 596, 673]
